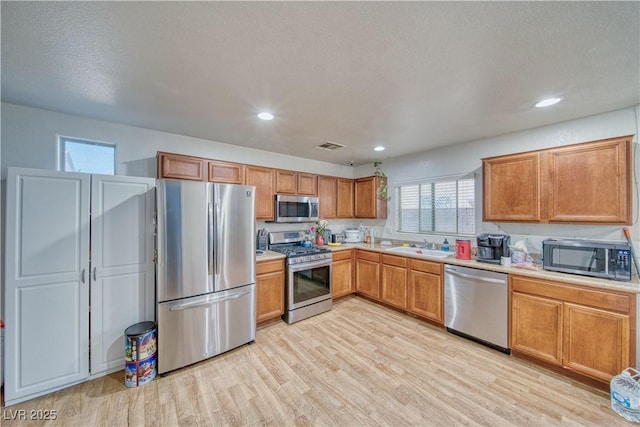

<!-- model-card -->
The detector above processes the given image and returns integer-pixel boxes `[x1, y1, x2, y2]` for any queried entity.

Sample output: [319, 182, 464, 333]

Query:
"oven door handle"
[288, 258, 332, 272]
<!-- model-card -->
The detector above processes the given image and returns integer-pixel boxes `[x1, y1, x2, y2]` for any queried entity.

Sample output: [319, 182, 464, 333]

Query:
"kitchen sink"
[385, 246, 452, 259]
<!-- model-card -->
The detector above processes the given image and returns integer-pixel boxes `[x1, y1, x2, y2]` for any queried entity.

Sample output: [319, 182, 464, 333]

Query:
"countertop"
[255, 242, 640, 293]
[323, 242, 640, 294]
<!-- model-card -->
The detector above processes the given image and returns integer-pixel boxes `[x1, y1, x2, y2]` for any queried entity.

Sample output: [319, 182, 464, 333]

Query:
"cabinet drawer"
[409, 259, 442, 275]
[356, 250, 380, 262]
[382, 254, 407, 268]
[510, 275, 633, 314]
[332, 250, 353, 262]
[256, 259, 284, 275]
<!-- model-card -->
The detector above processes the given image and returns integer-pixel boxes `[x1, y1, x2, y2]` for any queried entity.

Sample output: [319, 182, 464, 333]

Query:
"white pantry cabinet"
[4, 168, 155, 406]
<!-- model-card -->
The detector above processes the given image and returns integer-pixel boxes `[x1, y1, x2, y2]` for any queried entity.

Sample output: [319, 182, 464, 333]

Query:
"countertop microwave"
[542, 239, 632, 282]
[271, 194, 319, 223]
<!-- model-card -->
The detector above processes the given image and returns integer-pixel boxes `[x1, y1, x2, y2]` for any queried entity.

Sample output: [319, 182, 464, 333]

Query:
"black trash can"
[124, 321, 157, 387]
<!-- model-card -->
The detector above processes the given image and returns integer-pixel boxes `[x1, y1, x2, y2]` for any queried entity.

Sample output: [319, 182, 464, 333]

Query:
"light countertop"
[324, 242, 640, 294]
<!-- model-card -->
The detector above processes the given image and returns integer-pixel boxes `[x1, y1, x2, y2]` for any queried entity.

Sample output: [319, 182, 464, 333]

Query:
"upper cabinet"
[547, 137, 631, 223]
[318, 176, 337, 219]
[483, 152, 541, 222]
[355, 176, 388, 219]
[208, 160, 244, 184]
[158, 152, 205, 181]
[276, 170, 318, 196]
[297, 173, 318, 196]
[483, 135, 632, 224]
[336, 178, 354, 218]
[245, 166, 276, 220]
[276, 170, 297, 194]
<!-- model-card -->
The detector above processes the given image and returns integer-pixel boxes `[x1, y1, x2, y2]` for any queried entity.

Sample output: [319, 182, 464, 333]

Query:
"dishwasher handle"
[445, 268, 506, 284]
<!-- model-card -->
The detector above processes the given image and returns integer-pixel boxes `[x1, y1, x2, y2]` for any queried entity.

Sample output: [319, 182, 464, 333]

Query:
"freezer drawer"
[157, 284, 256, 374]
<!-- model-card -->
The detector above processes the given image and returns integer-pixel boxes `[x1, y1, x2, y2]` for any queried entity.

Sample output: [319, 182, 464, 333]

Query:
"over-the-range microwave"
[270, 194, 319, 223]
[542, 239, 632, 282]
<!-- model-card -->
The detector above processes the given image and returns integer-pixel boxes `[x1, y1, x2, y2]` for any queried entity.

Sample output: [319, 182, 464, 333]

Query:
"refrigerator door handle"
[208, 202, 213, 276]
[168, 289, 252, 311]
[214, 197, 221, 284]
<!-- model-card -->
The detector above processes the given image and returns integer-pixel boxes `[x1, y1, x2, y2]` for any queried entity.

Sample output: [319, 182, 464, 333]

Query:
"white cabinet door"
[90, 175, 156, 375]
[5, 168, 90, 406]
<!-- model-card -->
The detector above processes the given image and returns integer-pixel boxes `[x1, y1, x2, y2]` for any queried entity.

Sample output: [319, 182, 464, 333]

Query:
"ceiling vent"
[316, 141, 345, 151]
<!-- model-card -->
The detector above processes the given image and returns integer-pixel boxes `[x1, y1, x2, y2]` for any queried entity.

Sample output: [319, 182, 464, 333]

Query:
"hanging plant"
[374, 161, 389, 201]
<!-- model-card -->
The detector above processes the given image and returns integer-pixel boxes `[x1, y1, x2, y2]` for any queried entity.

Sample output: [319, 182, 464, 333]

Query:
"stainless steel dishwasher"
[444, 264, 510, 353]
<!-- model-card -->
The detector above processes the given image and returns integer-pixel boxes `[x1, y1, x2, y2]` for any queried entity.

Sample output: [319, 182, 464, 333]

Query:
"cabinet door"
[318, 176, 337, 219]
[563, 303, 630, 382]
[256, 260, 285, 323]
[355, 251, 380, 299]
[158, 152, 205, 181]
[245, 166, 276, 220]
[90, 175, 156, 375]
[511, 292, 563, 365]
[332, 250, 353, 299]
[483, 152, 541, 222]
[336, 178, 354, 218]
[355, 176, 387, 219]
[276, 170, 297, 194]
[297, 173, 318, 196]
[5, 168, 90, 406]
[408, 270, 442, 323]
[208, 160, 244, 184]
[381, 255, 408, 309]
[547, 137, 631, 224]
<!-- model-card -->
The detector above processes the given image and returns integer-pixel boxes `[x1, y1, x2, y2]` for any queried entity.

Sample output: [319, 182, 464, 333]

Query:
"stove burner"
[269, 244, 332, 265]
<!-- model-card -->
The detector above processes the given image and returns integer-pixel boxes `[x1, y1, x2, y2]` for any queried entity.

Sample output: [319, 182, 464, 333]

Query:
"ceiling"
[2, 2, 639, 166]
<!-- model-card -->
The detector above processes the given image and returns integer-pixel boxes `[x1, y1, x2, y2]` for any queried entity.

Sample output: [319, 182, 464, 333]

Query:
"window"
[395, 176, 475, 235]
[58, 136, 116, 175]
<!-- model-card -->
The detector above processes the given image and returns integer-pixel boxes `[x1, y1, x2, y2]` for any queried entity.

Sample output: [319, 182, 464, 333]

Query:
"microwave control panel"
[614, 248, 631, 280]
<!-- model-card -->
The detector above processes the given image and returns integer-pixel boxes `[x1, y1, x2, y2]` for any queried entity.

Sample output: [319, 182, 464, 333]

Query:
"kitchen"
[2, 1, 640, 425]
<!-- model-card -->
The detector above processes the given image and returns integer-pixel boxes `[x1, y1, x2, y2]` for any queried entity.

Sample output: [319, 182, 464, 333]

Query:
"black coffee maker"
[476, 234, 510, 264]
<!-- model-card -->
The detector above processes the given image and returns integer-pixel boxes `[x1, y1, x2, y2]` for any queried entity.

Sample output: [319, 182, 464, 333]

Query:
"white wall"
[356, 106, 640, 251]
[0, 102, 354, 180]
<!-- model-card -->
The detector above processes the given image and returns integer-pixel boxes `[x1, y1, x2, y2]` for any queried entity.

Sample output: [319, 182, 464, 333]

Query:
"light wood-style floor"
[2, 297, 632, 426]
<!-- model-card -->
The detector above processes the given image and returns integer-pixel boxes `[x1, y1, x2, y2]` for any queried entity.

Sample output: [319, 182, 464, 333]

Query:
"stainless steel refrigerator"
[156, 179, 256, 374]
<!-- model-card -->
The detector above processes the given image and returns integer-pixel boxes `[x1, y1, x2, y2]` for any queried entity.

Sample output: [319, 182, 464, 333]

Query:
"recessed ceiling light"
[535, 97, 563, 108]
[257, 112, 274, 120]
[374, 146, 386, 152]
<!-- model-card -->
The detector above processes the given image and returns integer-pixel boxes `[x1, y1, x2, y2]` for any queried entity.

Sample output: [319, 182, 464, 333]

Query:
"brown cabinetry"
[355, 176, 387, 219]
[483, 152, 541, 222]
[355, 250, 380, 299]
[407, 259, 443, 324]
[256, 259, 285, 324]
[510, 274, 635, 383]
[318, 176, 337, 219]
[483, 135, 632, 224]
[245, 166, 276, 220]
[331, 250, 354, 299]
[297, 173, 318, 196]
[336, 178, 354, 218]
[208, 160, 244, 184]
[275, 170, 297, 194]
[158, 152, 205, 181]
[381, 255, 408, 309]
[547, 137, 630, 223]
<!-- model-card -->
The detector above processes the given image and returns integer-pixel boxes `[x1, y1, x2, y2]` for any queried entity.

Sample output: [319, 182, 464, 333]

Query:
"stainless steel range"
[269, 231, 332, 324]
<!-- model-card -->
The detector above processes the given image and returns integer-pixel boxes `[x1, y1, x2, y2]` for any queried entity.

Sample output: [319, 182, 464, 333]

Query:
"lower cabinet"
[355, 250, 381, 299]
[381, 255, 408, 309]
[407, 259, 443, 324]
[332, 250, 354, 298]
[256, 258, 285, 323]
[510, 275, 635, 383]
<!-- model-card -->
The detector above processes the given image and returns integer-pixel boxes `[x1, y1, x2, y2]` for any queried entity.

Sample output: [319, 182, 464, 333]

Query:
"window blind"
[395, 177, 475, 235]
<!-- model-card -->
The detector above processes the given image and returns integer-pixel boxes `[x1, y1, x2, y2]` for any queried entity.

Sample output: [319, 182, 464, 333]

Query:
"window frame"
[57, 135, 117, 175]
[394, 174, 476, 236]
